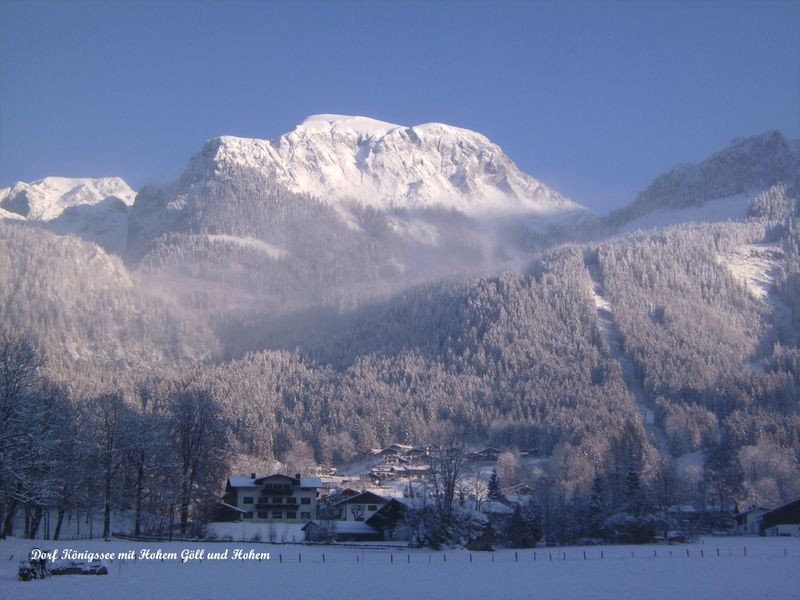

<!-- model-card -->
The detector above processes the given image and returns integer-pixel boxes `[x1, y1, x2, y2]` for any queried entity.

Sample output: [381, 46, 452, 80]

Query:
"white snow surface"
[0, 206, 25, 220]
[618, 191, 756, 234]
[0, 176, 136, 221]
[185, 114, 588, 219]
[0, 177, 136, 254]
[716, 242, 784, 301]
[1, 536, 798, 600]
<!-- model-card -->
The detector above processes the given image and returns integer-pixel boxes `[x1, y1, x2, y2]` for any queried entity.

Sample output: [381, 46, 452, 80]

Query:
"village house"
[220, 473, 323, 523]
[334, 490, 388, 522]
[466, 447, 501, 462]
[734, 506, 771, 535]
[761, 498, 800, 537]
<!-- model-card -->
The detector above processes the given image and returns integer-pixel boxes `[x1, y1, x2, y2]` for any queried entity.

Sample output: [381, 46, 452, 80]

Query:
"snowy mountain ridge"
[607, 130, 799, 230]
[0, 176, 137, 254]
[0, 176, 136, 221]
[181, 114, 587, 218]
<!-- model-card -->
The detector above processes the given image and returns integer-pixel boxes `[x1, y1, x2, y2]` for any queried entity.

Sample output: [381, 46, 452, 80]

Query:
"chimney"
[250, 472, 256, 479]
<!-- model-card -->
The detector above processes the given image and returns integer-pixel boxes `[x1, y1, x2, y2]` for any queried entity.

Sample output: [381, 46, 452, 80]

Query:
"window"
[367, 505, 377, 511]
[301, 512, 311, 520]
[287, 497, 297, 505]
[272, 497, 283, 504]
[301, 497, 311, 505]
[286, 511, 297, 520]
[243, 497, 254, 504]
[243, 512, 253, 519]
[258, 511, 268, 519]
[272, 511, 282, 519]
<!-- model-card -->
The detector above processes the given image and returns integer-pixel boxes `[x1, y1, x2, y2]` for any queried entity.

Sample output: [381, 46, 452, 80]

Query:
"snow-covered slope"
[716, 242, 784, 301]
[0, 176, 136, 253]
[617, 191, 757, 234]
[607, 130, 799, 231]
[182, 114, 587, 218]
[0, 176, 135, 220]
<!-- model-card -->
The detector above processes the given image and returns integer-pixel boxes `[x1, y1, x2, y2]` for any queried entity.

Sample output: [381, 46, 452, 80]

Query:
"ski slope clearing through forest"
[1, 536, 798, 600]
[583, 251, 670, 457]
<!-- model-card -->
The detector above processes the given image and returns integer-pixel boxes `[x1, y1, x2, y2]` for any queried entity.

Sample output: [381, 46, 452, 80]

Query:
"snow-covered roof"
[477, 501, 514, 515]
[228, 476, 258, 488]
[218, 501, 247, 513]
[739, 506, 772, 515]
[299, 477, 323, 489]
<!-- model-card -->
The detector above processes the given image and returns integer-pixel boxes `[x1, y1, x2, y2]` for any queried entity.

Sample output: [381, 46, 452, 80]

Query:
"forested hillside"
[0, 223, 217, 371]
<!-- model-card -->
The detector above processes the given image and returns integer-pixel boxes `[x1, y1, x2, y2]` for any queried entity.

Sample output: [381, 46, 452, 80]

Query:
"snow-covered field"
[1, 536, 798, 600]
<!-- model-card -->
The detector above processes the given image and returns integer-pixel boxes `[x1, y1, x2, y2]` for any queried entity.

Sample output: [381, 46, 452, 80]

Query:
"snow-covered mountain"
[182, 114, 586, 218]
[0, 176, 136, 254]
[607, 130, 800, 232]
[124, 115, 600, 322]
[0, 176, 135, 220]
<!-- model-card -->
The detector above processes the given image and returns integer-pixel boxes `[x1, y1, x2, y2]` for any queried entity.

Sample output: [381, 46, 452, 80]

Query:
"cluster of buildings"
[215, 473, 410, 541]
[211, 444, 800, 543]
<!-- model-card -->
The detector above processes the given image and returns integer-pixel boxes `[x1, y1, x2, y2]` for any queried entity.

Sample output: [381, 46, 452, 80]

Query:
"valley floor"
[1, 536, 798, 600]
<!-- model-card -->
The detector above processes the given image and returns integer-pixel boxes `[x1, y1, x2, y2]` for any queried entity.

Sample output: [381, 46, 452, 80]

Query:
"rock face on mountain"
[0, 177, 136, 254]
[0, 176, 135, 220]
[183, 114, 584, 216]
[607, 130, 800, 231]
[127, 115, 591, 259]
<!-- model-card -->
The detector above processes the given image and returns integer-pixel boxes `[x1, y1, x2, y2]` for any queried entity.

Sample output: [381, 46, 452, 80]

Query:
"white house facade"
[223, 473, 323, 523]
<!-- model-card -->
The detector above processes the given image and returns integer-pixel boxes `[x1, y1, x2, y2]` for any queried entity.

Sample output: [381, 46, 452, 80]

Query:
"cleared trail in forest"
[583, 250, 671, 457]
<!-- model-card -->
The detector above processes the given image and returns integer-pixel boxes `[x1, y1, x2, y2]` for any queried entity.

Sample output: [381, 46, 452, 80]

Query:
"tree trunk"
[169, 503, 175, 542]
[180, 492, 189, 535]
[28, 506, 43, 539]
[54, 506, 65, 541]
[0, 499, 14, 538]
[103, 472, 112, 540]
[134, 461, 144, 536]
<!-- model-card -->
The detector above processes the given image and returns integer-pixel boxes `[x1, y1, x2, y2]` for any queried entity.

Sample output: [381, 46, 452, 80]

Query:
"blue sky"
[1, 1, 798, 213]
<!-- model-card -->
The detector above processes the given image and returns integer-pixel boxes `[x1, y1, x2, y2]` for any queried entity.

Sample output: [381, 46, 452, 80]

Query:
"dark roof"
[333, 491, 387, 507]
[762, 498, 800, 529]
[366, 498, 409, 529]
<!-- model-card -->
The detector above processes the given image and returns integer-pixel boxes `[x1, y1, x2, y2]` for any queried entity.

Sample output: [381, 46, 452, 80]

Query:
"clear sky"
[1, 0, 798, 213]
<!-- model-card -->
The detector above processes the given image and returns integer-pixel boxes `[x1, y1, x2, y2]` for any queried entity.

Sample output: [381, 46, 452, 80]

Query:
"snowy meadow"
[1, 536, 798, 600]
